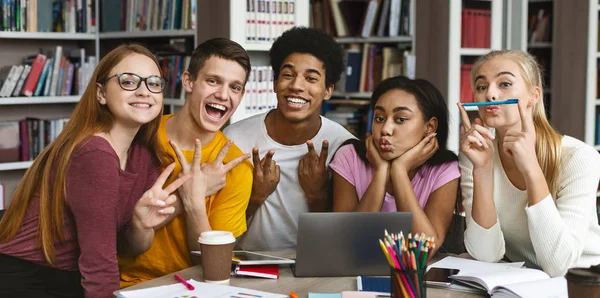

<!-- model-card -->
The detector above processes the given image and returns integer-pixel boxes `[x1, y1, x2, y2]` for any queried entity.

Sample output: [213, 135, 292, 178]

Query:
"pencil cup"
[566, 266, 600, 298]
[391, 267, 426, 298]
[198, 231, 235, 284]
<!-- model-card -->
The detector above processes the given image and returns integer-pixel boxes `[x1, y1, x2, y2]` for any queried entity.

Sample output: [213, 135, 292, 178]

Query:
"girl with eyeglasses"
[0, 44, 195, 297]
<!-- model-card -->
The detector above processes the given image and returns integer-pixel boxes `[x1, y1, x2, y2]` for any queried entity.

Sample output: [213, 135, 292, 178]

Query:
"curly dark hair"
[269, 26, 345, 86]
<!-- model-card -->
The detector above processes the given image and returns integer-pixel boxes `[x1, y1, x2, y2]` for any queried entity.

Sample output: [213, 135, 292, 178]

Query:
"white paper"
[119, 279, 288, 298]
[427, 256, 525, 275]
[491, 277, 568, 298]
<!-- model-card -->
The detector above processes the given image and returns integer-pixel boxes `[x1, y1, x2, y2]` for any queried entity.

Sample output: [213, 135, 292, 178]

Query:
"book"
[429, 257, 568, 298]
[232, 265, 279, 279]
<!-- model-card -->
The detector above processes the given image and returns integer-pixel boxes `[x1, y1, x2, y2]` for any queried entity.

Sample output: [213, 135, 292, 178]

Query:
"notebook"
[428, 257, 568, 298]
[232, 265, 279, 279]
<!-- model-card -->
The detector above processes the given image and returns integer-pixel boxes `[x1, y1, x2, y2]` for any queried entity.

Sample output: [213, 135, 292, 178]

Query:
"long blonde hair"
[471, 50, 562, 196]
[0, 44, 172, 265]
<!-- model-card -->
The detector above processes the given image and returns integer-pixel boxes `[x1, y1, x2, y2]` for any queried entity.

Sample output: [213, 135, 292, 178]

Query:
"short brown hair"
[187, 38, 251, 84]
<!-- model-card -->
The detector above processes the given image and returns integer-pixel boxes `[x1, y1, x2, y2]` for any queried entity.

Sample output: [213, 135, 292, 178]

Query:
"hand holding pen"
[458, 102, 496, 169]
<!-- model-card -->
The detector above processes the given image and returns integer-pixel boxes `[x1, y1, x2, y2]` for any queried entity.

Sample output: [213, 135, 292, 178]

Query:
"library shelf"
[595, 99, 600, 106]
[0, 161, 33, 172]
[459, 48, 492, 56]
[334, 36, 413, 44]
[0, 96, 80, 105]
[98, 29, 196, 39]
[331, 91, 372, 99]
[327, 99, 370, 106]
[595, 145, 600, 150]
[241, 43, 272, 52]
[0, 32, 96, 40]
[163, 98, 185, 106]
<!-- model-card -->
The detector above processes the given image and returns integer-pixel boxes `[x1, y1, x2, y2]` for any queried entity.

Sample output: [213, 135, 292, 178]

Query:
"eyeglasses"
[100, 72, 167, 94]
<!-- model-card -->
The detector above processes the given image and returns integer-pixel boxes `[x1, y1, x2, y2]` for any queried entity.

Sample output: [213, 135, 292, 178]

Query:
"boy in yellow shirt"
[119, 38, 253, 287]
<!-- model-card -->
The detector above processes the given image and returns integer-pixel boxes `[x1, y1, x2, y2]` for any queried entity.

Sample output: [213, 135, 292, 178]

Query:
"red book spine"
[22, 54, 47, 97]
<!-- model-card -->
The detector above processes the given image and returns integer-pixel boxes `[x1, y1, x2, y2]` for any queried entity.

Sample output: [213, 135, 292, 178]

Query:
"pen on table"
[461, 99, 518, 107]
[174, 273, 195, 290]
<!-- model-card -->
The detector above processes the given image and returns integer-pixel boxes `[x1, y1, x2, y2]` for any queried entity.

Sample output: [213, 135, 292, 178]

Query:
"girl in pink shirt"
[330, 76, 460, 256]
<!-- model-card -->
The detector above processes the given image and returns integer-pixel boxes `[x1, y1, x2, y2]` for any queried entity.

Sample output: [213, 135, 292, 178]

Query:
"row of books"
[0, 118, 69, 163]
[461, 9, 491, 49]
[528, 8, 552, 44]
[460, 64, 474, 104]
[596, 113, 600, 145]
[245, 0, 296, 43]
[322, 105, 368, 138]
[101, 0, 196, 33]
[0, 0, 96, 33]
[312, 0, 411, 38]
[337, 45, 414, 94]
[244, 66, 277, 115]
[158, 54, 190, 100]
[0, 47, 96, 98]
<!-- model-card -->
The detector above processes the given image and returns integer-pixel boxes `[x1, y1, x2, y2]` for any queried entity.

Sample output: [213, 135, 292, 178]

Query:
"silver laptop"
[293, 212, 413, 277]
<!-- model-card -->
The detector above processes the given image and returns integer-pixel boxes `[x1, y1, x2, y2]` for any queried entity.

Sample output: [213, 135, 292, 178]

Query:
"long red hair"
[0, 44, 172, 265]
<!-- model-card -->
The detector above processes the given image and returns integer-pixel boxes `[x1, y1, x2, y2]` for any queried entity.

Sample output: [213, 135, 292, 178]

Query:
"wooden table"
[115, 251, 483, 298]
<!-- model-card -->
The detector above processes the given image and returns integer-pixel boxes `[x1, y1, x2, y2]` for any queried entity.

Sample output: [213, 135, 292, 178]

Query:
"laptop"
[293, 212, 413, 277]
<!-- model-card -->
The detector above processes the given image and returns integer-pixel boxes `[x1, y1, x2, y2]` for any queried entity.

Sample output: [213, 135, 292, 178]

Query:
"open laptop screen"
[294, 212, 413, 277]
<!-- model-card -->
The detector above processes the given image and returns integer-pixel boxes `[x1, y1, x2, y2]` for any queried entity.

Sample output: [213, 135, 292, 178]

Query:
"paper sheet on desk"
[119, 279, 288, 298]
[427, 256, 524, 274]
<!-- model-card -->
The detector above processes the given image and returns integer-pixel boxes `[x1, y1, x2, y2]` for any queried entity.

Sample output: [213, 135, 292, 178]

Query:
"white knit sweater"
[460, 136, 600, 277]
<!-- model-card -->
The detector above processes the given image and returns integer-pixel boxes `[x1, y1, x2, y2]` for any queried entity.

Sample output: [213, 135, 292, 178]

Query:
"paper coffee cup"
[198, 231, 236, 284]
[566, 265, 600, 298]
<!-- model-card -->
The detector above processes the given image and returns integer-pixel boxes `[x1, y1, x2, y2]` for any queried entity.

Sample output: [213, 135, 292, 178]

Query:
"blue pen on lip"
[461, 99, 518, 107]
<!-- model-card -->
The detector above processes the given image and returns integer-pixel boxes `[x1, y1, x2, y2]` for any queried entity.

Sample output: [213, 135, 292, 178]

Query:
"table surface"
[115, 251, 483, 298]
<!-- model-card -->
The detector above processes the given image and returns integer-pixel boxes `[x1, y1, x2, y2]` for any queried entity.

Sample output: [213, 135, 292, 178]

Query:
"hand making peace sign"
[458, 102, 496, 169]
[170, 139, 208, 206]
[133, 163, 191, 229]
[200, 140, 251, 196]
[502, 100, 538, 175]
[298, 140, 329, 202]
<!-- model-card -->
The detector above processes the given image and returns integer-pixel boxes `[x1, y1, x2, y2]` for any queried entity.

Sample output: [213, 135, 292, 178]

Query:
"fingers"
[306, 140, 317, 158]
[162, 173, 191, 194]
[189, 139, 203, 171]
[319, 140, 329, 164]
[164, 193, 177, 205]
[154, 163, 176, 189]
[518, 99, 531, 133]
[169, 141, 189, 173]
[224, 153, 251, 172]
[262, 150, 275, 168]
[216, 140, 233, 164]
[457, 103, 472, 131]
[252, 147, 261, 166]
[158, 206, 175, 215]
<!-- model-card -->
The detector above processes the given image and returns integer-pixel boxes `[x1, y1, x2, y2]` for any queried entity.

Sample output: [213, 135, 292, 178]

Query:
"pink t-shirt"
[329, 144, 460, 211]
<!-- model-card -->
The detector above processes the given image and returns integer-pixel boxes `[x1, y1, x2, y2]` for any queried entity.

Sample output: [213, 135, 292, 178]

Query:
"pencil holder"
[391, 267, 426, 298]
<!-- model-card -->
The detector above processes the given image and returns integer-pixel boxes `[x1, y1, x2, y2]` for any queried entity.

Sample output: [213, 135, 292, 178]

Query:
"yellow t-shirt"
[118, 114, 252, 287]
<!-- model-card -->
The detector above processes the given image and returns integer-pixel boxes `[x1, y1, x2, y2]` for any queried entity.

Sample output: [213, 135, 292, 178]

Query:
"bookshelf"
[416, 0, 504, 153]
[0, 0, 200, 205]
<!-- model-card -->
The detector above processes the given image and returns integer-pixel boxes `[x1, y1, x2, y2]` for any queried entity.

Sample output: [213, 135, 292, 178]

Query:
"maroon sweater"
[0, 136, 160, 298]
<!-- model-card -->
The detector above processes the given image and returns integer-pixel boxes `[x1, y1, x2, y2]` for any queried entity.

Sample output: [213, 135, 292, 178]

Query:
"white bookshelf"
[99, 29, 196, 40]
[331, 91, 373, 99]
[0, 32, 97, 40]
[0, 96, 80, 105]
[587, 0, 599, 148]
[0, 161, 33, 171]
[334, 36, 413, 44]
[446, 0, 504, 153]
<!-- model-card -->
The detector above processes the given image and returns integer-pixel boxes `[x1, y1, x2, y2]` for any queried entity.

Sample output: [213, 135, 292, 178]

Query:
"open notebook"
[428, 257, 568, 298]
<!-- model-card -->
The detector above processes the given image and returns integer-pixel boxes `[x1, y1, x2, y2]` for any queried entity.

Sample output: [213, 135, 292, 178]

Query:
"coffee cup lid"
[198, 231, 235, 245]
[566, 265, 600, 285]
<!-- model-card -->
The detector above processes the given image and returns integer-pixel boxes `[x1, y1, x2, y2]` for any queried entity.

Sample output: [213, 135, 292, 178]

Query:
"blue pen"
[461, 99, 518, 107]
